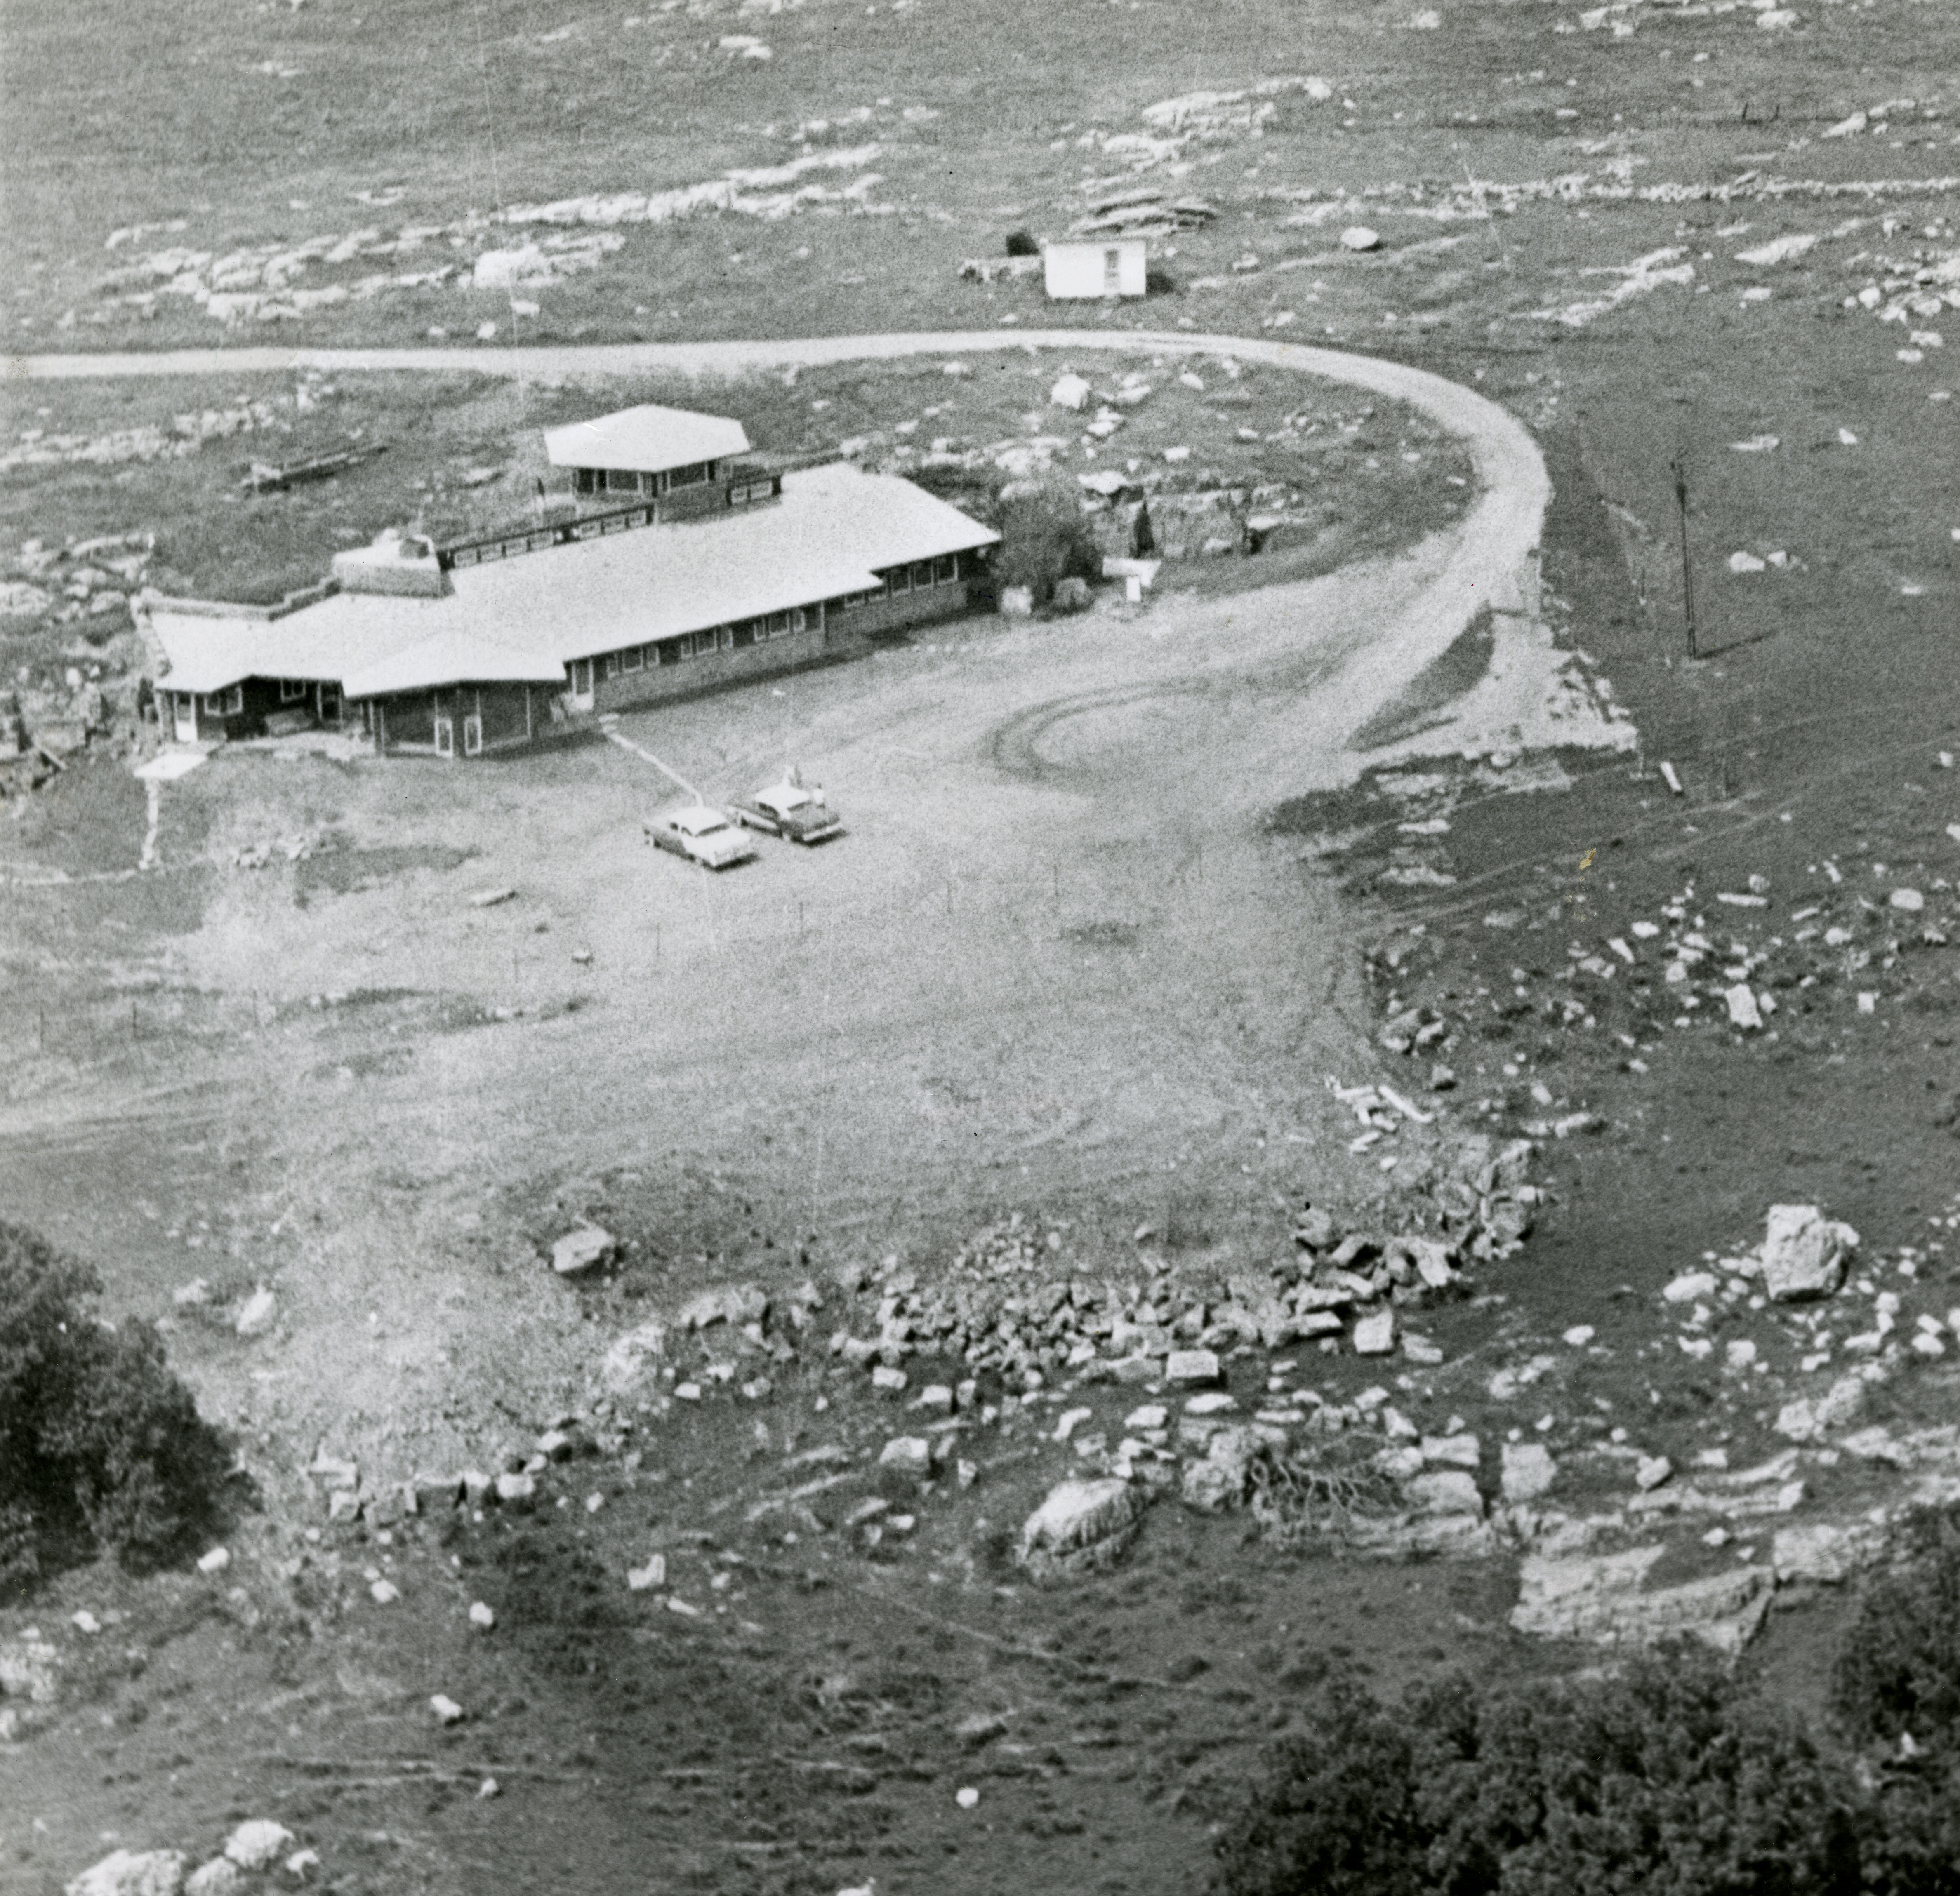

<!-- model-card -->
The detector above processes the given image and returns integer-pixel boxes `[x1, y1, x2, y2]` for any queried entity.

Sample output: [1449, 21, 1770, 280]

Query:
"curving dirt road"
[2, 329, 1550, 1481]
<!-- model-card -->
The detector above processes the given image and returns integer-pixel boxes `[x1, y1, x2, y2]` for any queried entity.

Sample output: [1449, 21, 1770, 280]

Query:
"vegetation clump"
[1216, 1518, 1960, 1896]
[0, 1221, 230, 1595]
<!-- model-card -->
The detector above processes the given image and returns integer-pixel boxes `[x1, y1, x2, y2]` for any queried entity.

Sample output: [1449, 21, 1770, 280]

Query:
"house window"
[202, 687, 243, 717]
[888, 568, 909, 596]
[733, 621, 756, 649]
[575, 468, 597, 495]
[789, 608, 806, 634]
[934, 555, 957, 585]
[605, 469, 642, 494]
[279, 678, 306, 703]
[912, 561, 933, 590]
[622, 645, 643, 673]
[655, 639, 679, 666]
[667, 461, 710, 489]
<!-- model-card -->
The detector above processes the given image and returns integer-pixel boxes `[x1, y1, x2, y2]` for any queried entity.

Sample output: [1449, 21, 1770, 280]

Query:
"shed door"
[173, 693, 197, 743]
[1103, 248, 1121, 294]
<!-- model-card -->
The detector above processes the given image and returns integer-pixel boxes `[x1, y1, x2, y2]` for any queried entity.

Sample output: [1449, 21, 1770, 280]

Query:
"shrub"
[1833, 1511, 1960, 1896]
[1832, 1510, 1960, 1751]
[1214, 1650, 1858, 1896]
[993, 482, 1102, 607]
[1213, 1677, 1427, 1896]
[0, 1221, 230, 1592]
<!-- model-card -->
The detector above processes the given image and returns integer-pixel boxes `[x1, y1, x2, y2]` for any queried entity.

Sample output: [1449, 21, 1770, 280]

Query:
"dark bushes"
[0, 1221, 230, 1593]
[1218, 1519, 1960, 1896]
[1218, 1647, 1853, 1896]
[993, 482, 1103, 606]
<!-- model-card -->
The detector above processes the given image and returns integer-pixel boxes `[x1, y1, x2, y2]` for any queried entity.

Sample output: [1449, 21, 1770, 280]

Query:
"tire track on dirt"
[6, 329, 1550, 766]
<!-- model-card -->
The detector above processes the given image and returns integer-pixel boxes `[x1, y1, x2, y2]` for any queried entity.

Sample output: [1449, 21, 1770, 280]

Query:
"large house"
[139, 403, 1000, 758]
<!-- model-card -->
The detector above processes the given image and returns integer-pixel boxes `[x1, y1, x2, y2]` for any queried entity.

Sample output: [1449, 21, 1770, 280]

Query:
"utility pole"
[1671, 456, 1698, 660]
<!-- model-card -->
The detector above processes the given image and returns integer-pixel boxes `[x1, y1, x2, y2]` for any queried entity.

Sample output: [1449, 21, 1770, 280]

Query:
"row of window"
[571, 461, 716, 497]
[836, 553, 965, 610]
[596, 609, 809, 681]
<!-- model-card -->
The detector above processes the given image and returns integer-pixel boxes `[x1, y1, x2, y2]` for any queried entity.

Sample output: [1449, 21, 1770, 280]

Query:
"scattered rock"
[430, 1694, 464, 1724]
[1420, 1433, 1480, 1469]
[551, 1226, 615, 1275]
[184, 1861, 240, 1896]
[599, 1320, 667, 1397]
[878, 1436, 933, 1477]
[1049, 373, 1092, 411]
[233, 1287, 276, 1337]
[1180, 1425, 1261, 1513]
[1635, 1455, 1674, 1492]
[1511, 1546, 1773, 1654]
[1340, 226, 1382, 251]
[1500, 1440, 1557, 1502]
[677, 1283, 768, 1330]
[1407, 1469, 1484, 1517]
[1774, 1373, 1868, 1442]
[1164, 1348, 1221, 1386]
[494, 1472, 535, 1505]
[222, 1824, 294, 1873]
[64, 1850, 188, 1896]
[195, 1547, 230, 1576]
[1760, 1204, 1858, 1302]
[1018, 1477, 1147, 1579]
[1352, 1310, 1396, 1355]
[1772, 1521, 1885, 1584]
[1663, 1271, 1718, 1305]
[469, 1602, 495, 1630]
[1724, 984, 1763, 1030]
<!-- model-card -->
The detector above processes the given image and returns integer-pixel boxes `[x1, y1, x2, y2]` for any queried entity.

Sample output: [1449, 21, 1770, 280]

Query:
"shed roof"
[544, 404, 751, 474]
[142, 463, 999, 701]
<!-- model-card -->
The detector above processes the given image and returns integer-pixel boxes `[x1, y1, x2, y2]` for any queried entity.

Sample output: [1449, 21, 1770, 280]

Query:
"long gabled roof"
[141, 463, 1000, 701]
[543, 404, 751, 474]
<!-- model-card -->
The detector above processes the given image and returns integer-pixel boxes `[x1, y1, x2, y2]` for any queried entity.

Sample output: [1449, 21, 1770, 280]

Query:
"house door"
[318, 681, 342, 725]
[172, 694, 197, 743]
[434, 716, 454, 759]
[569, 659, 594, 711]
[463, 714, 483, 757]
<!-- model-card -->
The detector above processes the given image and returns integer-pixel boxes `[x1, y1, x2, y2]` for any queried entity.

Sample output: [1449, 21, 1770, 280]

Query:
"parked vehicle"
[731, 776, 843, 845]
[645, 804, 759, 870]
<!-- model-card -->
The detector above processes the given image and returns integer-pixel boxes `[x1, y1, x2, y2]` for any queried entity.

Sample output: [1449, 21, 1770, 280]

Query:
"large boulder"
[1772, 1522, 1886, 1584]
[1180, 1425, 1260, 1513]
[1774, 1373, 1868, 1443]
[1018, 1478, 1147, 1580]
[676, 1283, 768, 1330]
[599, 1320, 668, 1398]
[222, 1823, 294, 1872]
[1759, 1204, 1857, 1302]
[1511, 1546, 1774, 1654]
[66, 1852, 187, 1896]
[550, 1226, 615, 1276]
[1500, 1441, 1557, 1502]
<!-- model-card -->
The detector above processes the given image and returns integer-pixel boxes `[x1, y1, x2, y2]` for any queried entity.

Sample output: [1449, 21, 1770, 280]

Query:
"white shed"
[1043, 239, 1147, 300]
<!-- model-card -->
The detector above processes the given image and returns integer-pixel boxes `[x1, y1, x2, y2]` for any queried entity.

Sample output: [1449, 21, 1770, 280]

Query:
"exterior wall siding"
[590, 621, 827, 715]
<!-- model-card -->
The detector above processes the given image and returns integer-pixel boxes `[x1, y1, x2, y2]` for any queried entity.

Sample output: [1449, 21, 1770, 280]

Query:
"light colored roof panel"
[144, 463, 997, 698]
[341, 630, 565, 699]
[544, 404, 751, 474]
[788, 462, 1001, 572]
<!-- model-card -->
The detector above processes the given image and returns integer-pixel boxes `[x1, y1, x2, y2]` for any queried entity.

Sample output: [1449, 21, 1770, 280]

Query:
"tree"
[993, 482, 1102, 607]
[0, 1221, 230, 1593]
